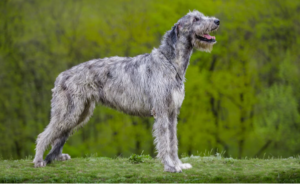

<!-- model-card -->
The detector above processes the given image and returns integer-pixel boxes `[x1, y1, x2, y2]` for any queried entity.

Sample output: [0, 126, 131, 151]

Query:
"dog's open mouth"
[196, 34, 216, 43]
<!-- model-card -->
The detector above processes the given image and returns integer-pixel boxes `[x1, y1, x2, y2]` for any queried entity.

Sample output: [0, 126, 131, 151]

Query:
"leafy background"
[0, 0, 299, 159]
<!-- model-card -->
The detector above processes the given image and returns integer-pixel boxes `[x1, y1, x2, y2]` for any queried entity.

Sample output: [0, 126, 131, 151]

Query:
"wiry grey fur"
[33, 10, 220, 172]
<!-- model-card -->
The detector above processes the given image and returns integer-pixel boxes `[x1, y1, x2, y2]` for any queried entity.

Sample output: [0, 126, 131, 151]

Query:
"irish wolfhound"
[33, 10, 220, 172]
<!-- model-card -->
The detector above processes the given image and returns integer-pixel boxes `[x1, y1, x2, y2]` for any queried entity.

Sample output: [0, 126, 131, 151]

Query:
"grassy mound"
[1, 155, 300, 183]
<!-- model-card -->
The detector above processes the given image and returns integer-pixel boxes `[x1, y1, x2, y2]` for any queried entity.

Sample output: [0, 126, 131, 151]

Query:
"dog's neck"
[158, 31, 193, 81]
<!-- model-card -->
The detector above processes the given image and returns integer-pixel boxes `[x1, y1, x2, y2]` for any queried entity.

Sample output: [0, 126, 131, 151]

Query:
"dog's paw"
[56, 153, 71, 161]
[34, 160, 47, 168]
[180, 163, 192, 169]
[164, 165, 182, 173]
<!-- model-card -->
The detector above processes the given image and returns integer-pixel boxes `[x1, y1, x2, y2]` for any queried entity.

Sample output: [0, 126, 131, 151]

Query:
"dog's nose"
[214, 19, 220, 25]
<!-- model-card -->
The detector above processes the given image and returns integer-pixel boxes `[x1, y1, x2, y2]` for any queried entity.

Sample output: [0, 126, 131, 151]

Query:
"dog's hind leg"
[44, 99, 95, 165]
[46, 100, 95, 165]
[34, 84, 96, 167]
[71, 100, 96, 133]
[33, 123, 60, 167]
[47, 100, 95, 164]
[44, 132, 70, 164]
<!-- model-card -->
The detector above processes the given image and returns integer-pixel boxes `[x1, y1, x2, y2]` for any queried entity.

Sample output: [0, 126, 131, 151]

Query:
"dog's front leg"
[169, 111, 192, 170]
[153, 114, 182, 173]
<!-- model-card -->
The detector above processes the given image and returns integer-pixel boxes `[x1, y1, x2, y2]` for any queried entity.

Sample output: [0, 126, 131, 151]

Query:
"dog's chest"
[172, 86, 185, 108]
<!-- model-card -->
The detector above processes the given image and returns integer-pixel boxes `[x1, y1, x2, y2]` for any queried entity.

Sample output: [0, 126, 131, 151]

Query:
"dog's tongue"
[203, 34, 215, 40]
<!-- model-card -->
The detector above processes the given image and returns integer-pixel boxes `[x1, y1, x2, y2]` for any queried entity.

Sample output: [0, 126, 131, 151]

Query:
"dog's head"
[170, 10, 220, 53]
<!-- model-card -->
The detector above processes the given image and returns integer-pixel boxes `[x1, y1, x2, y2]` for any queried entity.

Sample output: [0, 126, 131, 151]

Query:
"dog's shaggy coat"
[33, 10, 220, 172]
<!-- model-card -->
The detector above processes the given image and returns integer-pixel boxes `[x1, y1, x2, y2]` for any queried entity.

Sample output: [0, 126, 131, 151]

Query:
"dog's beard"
[193, 39, 215, 53]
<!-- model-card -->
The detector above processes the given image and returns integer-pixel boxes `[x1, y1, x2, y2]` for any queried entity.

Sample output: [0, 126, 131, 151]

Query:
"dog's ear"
[170, 23, 180, 45]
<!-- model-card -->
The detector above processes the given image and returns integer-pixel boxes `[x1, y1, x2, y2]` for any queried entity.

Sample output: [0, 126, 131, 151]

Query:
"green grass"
[1, 155, 300, 183]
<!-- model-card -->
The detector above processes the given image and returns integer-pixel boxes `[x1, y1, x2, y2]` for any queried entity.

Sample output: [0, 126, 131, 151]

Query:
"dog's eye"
[193, 17, 200, 22]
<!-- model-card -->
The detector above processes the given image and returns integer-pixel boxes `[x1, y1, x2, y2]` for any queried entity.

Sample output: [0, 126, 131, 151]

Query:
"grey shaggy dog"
[33, 10, 220, 173]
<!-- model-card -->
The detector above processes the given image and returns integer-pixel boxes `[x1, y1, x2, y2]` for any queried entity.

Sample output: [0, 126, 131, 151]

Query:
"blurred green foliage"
[0, 0, 299, 159]
[128, 152, 151, 164]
